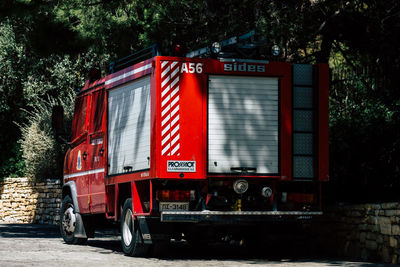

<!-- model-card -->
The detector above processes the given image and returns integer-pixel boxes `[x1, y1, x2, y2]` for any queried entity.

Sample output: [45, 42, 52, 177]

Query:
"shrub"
[19, 94, 75, 181]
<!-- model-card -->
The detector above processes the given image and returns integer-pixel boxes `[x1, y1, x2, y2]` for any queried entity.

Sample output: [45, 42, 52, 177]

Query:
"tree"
[0, 0, 399, 202]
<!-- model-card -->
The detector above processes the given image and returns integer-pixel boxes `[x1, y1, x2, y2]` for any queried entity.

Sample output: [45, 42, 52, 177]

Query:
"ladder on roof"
[108, 44, 161, 74]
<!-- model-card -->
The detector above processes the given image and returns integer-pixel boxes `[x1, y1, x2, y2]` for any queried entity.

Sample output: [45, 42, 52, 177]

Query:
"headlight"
[233, 179, 249, 194]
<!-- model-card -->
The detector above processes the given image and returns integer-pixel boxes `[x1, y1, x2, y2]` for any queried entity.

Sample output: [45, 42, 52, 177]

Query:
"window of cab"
[71, 95, 88, 141]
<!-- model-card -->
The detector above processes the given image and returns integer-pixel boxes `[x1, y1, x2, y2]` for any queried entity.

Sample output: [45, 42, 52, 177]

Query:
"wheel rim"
[62, 205, 76, 234]
[122, 209, 134, 246]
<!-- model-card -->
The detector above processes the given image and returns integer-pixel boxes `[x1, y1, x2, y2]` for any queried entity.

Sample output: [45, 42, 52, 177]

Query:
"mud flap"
[74, 213, 87, 238]
[137, 217, 171, 245]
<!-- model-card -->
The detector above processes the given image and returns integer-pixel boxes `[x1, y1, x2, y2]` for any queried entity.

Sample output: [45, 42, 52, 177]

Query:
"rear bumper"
[160, 210, 323, 223]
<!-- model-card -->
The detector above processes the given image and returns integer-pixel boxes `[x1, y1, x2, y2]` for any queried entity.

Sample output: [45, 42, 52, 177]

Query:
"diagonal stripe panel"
[160, 61, 181, 156]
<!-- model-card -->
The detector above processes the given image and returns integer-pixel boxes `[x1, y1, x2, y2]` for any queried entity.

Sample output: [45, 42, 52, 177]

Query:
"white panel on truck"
[107, 76, 150, 175]
[208, 75, 279, 174]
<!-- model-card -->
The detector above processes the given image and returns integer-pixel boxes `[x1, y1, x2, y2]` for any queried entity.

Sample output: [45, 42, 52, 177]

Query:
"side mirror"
[51, 105, 69, 145]
[52, 105, 64, 131]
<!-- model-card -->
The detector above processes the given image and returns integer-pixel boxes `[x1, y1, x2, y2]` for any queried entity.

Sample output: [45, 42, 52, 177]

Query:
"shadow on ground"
[0, 224, 395, 266]
[86, 235, 392, 266]
[0, 224, 59, 238]
[85, 227, 325, 260]
[87, 227, 378, 266]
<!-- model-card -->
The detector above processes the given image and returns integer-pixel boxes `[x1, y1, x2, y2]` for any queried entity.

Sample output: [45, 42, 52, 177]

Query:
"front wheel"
[120, 198, 150, 257]
[59, 195, 87, 244]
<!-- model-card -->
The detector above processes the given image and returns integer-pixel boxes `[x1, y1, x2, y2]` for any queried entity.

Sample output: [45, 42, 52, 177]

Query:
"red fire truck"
[54, 36, 329, 256]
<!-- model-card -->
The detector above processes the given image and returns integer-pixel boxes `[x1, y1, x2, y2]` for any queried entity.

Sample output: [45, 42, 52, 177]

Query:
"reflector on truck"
[292, 64, 315, 179]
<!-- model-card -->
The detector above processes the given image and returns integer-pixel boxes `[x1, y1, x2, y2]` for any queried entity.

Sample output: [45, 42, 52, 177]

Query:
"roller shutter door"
[208, 75, 279, 174]
[107, 76, 151, 175]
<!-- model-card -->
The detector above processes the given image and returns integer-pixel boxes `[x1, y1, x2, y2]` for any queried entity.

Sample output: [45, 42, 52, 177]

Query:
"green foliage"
[0, 143, 25, 179]
[0, 20, 27, 179]
[0, 9, 110, 179]
[19, 94, 74, 180]
[328, 35, 400, 202]
[23, 52, 110, 106]
[0, 21, 25, 113]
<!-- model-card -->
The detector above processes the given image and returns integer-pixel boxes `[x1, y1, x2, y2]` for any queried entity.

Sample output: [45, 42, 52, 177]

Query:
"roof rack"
[108, 44, 161, 74]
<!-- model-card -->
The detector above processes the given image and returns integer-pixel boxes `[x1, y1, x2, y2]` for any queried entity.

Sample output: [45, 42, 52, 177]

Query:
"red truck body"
[60, 55, 329, 255]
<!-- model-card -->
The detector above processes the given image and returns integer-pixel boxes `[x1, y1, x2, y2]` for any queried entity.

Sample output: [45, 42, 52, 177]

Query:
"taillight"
[287, 193, 315, 203]
[156, 190, 191, 201]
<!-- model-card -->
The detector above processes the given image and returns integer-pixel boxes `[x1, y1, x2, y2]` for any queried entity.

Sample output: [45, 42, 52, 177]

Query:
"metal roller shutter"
[208, 75, 279, 174]
[107, 76, 151, 175]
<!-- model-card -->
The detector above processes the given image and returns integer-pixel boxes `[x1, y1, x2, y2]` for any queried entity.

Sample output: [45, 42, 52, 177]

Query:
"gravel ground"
[0, 224, 395, 267]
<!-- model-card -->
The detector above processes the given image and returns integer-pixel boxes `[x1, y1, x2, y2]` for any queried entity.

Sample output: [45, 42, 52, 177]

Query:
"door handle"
[99, 148, 104, 156]
[83, 151, 88, 160]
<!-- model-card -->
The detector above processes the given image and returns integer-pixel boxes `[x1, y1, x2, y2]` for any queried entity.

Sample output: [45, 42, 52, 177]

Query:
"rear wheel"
[60, 195, 87, 244]
[120, 198, 150, 257]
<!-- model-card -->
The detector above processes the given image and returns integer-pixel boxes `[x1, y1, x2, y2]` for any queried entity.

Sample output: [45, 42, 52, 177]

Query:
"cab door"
[69, 94, 90, 214]
[88, 89, 106, 213]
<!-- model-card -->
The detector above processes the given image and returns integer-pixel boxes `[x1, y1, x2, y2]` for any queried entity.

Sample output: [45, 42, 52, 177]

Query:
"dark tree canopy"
[0, 0, 399, 202]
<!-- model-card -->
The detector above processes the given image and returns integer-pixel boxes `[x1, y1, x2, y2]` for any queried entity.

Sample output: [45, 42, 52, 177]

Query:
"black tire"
[59, 195, 87, 245]
[120, 198, 150, 257]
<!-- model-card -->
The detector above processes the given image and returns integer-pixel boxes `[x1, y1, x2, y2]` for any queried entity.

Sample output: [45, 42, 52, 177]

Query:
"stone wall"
[314, 203, 400, 264]
[0, 177, 62, 225]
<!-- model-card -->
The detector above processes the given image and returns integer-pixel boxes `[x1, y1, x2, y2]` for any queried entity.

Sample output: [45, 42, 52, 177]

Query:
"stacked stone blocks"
[0, 177, 61, 225]
[319, 203, 400, 264]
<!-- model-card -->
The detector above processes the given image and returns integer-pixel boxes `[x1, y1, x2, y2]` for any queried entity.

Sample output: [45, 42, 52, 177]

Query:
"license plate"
[159, 202, 189, 211]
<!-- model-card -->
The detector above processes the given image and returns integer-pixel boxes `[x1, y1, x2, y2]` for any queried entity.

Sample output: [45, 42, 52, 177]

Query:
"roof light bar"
[186, 30, 255, 58]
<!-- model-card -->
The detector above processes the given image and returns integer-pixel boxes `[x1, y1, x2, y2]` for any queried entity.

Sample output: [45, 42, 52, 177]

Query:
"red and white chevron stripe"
[161, 61, 180, 156]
